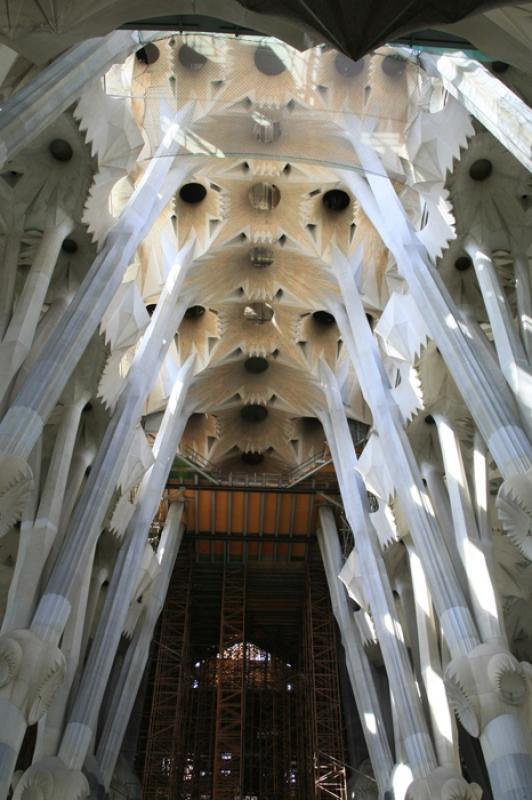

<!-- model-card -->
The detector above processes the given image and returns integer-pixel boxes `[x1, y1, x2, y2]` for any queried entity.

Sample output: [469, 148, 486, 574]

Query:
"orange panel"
[262, 494, 277, 534]
[216, 491, 228, 532]
[231, 492, 244, 533]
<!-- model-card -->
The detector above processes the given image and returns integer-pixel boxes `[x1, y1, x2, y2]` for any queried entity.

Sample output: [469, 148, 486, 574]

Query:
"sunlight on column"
[473, 437, 487, 514]
[392, 763, 414, 800]
[409, 550, 430, 618]
[437, 417, 465, 488]
[364, 711, 377, 735]
[425, 665, 454, 744]
[464, 539, 498, 620]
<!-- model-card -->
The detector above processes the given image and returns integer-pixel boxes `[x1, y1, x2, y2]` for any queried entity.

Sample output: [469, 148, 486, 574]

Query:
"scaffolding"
[140, 546, 193, 799]
[304, 545, 347, 800]
[137, 553, 347, 800]
[213, 566, 247, 800]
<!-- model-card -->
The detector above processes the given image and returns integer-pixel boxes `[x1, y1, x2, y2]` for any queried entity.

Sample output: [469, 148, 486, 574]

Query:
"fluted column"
[1, 393, 87, 631]
[319, 372, 438, 783]
[318, 506, 394, 799]
[397, 47, 532, 173]
[512, 251, 532, 363]
[0, 105, 193, 464]
[31, 244, 195, 644]
[0, 216, 74, 408]
[331, 262, 480, 657]
[405, 541, 460, 771]
[58, 359, 194, 770]
[464, 238, 532, 439]
[0, 30, 154, 167]
[433, 414, 505, 645]
[95, 508, 185, 790]
[339, 138, 532, 481]
[0, 240, 194, 796]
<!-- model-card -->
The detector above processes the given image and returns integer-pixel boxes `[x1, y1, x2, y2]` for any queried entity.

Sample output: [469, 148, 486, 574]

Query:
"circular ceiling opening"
[382, 54, 406, 77]
[254, 45, 286, 76]
[469, 159, 493, 182]
[179, 183, 207, 204]
[49, 139, 73, 162]
[491, 61, 509, 74]
[249, 247, 275, 268]
[135, 44, 160, 65]
[178, 44, 207, 71]
[424, 414, 436, 426]
[241, 451, 264, 465]
[454, 256, 472, 272]
[146, 303, 157, 316]
[185, 305, 206, 319]
[243, 302, 274, 324]
[335, 53, 364, 77]
[61, 238, 78, 254]
[248, 183, 281, 211]
[322, 189, 350, 211]
[312, 310, 336, 326]
[244, 356, 269, 374]
[241, 404, 268, 422]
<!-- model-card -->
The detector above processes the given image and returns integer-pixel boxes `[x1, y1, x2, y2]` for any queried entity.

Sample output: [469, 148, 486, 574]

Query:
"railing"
[172, 446, 333, 490]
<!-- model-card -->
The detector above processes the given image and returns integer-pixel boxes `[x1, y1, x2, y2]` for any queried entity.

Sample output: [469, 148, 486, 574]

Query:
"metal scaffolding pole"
[213, 565, 247, 800]
[304, 544, 347, 800]
[140, 547, 193, 799]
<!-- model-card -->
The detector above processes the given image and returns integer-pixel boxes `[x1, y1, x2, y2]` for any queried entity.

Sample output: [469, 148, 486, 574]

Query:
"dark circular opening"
[249, 247, 274, 268]
[322, 189, 350, 211]
[178, 44, 207, 71]
[424, 414, 436, 426]
[254, 45, 286, 76]
[454, 256, 472, 272]
[240, 404, 268, 423]
[491, 61, 509, 74]
[83, 402, 93, 413]
[85, 466, 92, 477]
[61, 238, 78, 254]
[241, 451, 264, 465]
[179, 182, 207, 204]
[49, 139, 73, 162]
[135, 44, 160, 65]
[312, 310, 336, 326]
[469, 159, 493, 182]
[335, 53, 364, 77]
[382, 54, 406, 77]
[146, 304, 157, 316]
[185, 305, 205, 319]
[244, 356, 269, 374]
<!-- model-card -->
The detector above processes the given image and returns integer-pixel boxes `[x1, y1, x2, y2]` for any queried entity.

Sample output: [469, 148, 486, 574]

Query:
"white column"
[405, 541, 460, 771]
[0, 30, 154, 168]
[1, 394, 87, 631]
[339, 143, 532, 481]
[433, 415, 506, 645]
[410, 49, 532, 173]
[31, 247, 194, 645]
[95, 509, 185, 790]
[58, 361, 194, 770]
[0, 105, 194, 464]
[319, 378, 438, 782]
[318, 507, 395, 798]
[331, 268, 479, 657]
[464, 239, 532, 439]
[512, 251, 532, 363]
